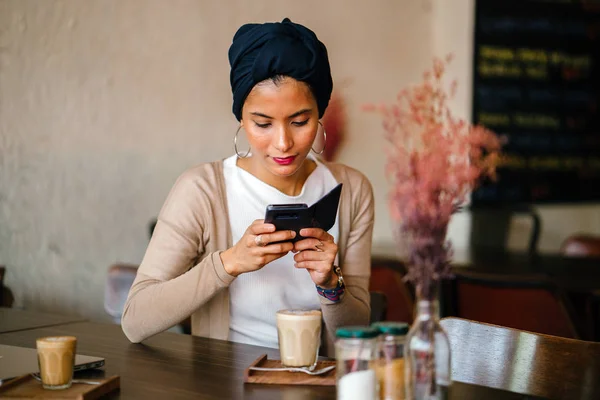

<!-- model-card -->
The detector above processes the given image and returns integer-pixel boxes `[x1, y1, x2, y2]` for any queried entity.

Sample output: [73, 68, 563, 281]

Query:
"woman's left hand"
[293, 228, 338, 289]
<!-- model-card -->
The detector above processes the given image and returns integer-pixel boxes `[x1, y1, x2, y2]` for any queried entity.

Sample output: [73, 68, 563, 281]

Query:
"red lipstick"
[272, 156, 296, 165]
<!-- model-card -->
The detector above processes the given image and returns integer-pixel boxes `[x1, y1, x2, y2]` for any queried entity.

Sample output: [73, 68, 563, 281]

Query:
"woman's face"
[240, 77, 319, 179]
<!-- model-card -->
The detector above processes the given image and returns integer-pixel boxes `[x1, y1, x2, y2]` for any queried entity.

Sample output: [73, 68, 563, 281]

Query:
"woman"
[121, 18, 374, 356]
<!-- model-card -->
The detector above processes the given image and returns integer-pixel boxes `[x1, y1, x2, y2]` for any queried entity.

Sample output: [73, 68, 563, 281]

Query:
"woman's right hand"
[220, 219, 296, 277]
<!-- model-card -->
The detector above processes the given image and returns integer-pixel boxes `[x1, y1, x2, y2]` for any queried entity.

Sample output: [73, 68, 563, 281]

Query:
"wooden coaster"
[244, 354, 336, 386]
[0, 374, 120, 399]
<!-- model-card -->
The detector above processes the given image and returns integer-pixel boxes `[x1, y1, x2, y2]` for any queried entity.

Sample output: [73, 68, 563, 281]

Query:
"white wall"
[0, 0, 433, 320]
[1, 0, 598, 321]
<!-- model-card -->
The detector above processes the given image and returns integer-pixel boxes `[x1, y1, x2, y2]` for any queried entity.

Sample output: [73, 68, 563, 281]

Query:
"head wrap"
[228, 18, 333, 121]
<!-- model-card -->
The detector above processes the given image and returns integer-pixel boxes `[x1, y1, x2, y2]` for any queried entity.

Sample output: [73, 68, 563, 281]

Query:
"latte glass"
[36, 336, 77, 390]
[276, 309, 322, 368]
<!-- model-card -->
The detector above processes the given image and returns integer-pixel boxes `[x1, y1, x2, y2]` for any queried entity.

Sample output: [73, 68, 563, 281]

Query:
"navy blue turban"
[228, 18, 333, 121]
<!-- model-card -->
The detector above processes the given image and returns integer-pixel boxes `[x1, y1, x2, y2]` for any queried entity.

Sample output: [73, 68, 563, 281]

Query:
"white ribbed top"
[223, 154, 339, 348]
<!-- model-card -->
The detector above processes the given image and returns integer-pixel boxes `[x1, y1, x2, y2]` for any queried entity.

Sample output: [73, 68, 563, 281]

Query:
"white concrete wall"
[0, 0, 433, 320]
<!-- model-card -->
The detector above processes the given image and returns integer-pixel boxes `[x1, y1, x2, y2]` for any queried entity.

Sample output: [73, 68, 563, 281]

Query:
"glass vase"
[404, 282, 451, 400]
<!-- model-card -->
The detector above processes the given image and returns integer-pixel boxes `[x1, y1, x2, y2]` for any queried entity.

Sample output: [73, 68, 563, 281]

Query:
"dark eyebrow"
[249, 109, 312, 120]
[288, 109, 312, 119]
[250, 112, 273, 119]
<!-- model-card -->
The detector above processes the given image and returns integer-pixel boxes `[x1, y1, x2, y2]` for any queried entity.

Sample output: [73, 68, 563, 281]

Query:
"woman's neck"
[237, 157, 317, 197]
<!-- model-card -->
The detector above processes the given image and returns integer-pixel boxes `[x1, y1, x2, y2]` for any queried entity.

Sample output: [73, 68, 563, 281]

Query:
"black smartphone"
[264, 183, 342, 243]
[264, 203, 311, 243]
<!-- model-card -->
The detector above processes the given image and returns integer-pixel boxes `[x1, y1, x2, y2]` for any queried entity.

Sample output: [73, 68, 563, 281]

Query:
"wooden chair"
[561, 234, 600, 258]
[104, 263, 193, 333]
[0, 266, 14, 308]
[560, 234, 600, 341]
[369, 291, 387, 324]
[469, 204, 541, 254]
[440, 317, 600, 399]
[590, 290, 600, 342]
[149, 218, 158, 239]
[104, 263, 138, 323]
[369, 257, 414, 323]
[446, 269, 580, 339]
[0, 266, 4, 306]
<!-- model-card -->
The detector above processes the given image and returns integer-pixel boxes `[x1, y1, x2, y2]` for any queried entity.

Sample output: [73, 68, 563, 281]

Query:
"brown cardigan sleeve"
[320, 168, 374, 355]
[121, 170, 235, 343]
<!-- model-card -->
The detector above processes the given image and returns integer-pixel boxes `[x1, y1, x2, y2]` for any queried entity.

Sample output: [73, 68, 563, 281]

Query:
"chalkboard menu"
[471, 0, 600, 206]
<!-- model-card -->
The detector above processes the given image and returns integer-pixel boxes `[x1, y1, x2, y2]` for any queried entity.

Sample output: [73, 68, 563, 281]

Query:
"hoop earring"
[234, 126, 251, 158]
[311, 121, 327, 155]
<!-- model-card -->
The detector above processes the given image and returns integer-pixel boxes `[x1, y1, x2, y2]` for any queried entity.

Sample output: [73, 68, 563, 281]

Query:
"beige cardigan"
[121, 160, 374, 355]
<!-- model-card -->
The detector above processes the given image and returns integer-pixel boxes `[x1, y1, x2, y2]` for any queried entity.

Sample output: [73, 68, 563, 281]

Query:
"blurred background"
[1, 0, 599, 332]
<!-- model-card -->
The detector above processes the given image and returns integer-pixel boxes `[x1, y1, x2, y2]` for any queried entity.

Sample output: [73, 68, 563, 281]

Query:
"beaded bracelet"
[316, 281, 345, 302]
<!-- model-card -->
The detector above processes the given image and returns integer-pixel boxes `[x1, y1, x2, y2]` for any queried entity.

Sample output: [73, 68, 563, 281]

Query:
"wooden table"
[441, 317, 600, 400]
[0, 307, 86, 333]
[447, 251, 600, 341]
[452, 249, 600, 292]
[374, 247, 600, 340]
[0, 317, 552, 399]
[373, 245, 600, 291]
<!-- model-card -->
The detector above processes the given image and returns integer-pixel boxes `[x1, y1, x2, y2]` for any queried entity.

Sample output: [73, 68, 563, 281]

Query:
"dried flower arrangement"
[364, 55, 502, 297]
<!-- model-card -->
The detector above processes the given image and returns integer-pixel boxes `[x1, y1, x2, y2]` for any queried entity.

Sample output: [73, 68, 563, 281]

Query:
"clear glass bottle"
[373, 321, 409, 400]
[335, 326, 380, 400]
[404, 284, 451, 400]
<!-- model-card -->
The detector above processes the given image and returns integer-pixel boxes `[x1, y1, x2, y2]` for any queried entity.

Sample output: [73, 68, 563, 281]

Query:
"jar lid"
[335, 326, 380, 339]
[372, 322, 409, 336]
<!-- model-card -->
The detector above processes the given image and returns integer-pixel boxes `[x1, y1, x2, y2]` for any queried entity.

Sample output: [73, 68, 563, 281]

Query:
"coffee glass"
[276, 309, 322, 368]
[36, 336, 77, 390]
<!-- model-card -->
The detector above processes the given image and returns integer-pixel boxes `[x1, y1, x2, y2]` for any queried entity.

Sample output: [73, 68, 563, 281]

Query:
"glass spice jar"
[372, 322, 409, 400]
[335, 326, 380, 400]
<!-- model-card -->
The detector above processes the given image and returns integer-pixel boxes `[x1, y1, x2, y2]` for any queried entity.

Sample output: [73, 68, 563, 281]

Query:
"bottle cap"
[335, 326, 380, 339]
[371, 322, 409, 336]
